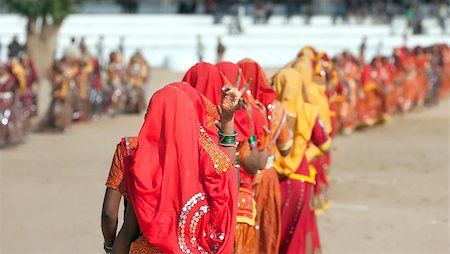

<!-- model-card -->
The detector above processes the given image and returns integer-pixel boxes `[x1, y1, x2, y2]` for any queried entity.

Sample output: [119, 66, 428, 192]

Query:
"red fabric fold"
[238, 59, 277, 107]
[125, 83, 237, 253]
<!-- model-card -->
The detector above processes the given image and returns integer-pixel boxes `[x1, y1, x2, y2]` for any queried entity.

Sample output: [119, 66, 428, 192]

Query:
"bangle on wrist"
[218, 130, 237, 146]
[248, 135, 257, 143]
[104, 243, 113, 252]
[248, 135, 257, 147]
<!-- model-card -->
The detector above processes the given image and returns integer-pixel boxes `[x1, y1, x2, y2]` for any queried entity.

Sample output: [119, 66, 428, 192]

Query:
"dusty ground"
[0, 69, 448, 254]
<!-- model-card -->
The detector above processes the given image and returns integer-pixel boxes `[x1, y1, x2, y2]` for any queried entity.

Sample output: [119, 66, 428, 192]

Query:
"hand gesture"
[220, 68, 251, 121]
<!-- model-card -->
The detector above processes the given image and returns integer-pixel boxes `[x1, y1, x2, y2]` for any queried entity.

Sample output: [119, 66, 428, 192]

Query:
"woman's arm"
[240, 100, 261, 175]
[111, 204, 140, 254]
[101, 188, 122, 249]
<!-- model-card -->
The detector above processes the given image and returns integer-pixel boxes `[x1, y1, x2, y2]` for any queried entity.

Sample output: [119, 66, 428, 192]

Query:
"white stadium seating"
[0, 14, 448, 70]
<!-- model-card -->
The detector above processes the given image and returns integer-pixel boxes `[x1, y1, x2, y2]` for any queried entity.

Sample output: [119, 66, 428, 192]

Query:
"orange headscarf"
[273, 68, 319, 176]
[126, 83, 238, 253]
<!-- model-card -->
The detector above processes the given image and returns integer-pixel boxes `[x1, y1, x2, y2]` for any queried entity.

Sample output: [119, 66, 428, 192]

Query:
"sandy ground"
[0, 69, 448, 254]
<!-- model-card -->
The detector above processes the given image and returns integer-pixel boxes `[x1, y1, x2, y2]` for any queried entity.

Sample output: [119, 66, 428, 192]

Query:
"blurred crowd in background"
[106, 0, 449, 34]
[0, 36, 150, 147]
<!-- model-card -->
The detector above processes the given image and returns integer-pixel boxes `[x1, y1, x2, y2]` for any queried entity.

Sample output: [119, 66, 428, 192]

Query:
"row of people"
[329, 43, 449, 135]
[101, 42, 449, 254]
[35, 48, 150, 133]
[0, 53, 38, 147]
[100, 53, 331, 253]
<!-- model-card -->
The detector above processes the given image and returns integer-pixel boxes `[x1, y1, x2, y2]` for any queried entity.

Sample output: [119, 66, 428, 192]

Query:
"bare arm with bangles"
[239, 100, 261, 175]
[217, 69, 252, 181]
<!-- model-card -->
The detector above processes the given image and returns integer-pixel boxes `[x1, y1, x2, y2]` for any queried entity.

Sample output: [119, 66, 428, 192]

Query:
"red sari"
[279, 118, 330, 254]
[125, 83, 238, 253]
[105, 137, 163, 253]
[358, 64, 382, 126]
[239, 59, 284, 254]
[216, 62, 268, 254]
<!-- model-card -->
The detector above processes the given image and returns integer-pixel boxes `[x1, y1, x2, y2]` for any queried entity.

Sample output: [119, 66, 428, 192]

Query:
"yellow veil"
[292, 57, 332, 135]
[273, 68, 319, 176]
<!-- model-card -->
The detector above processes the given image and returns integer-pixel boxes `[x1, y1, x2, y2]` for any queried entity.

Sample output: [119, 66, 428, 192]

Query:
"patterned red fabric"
[126, 83, 238, 253]
[183, 62, 252, 143]
[215, 62, 267, 144]
[238, 59, 277, 107]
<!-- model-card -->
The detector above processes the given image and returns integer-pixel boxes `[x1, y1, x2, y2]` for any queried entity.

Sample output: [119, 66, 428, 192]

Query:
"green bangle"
[218, 130, 237, 144]
[248, 135, 257, 144]
[218, 130, 237, 136]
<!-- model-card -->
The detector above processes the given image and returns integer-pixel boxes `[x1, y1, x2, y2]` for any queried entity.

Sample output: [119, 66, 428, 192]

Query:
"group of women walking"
[0, 41, 150, 148]
[35, 45, 150, 133]
[0, 52, 38, 147]
[99, 43, 449, 254]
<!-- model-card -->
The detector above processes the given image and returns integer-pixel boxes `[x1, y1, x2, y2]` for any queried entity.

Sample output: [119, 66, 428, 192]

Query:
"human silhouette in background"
[7, 36, 23, 59]
[117, 0, 139, 13]
[216, 36, 226, 63]
[196, 35, 205, 62]
[118, 36, 125, 57]
[96, 35, 104, 67]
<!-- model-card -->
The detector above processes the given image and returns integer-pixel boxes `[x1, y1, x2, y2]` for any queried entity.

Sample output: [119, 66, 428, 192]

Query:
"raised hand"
[220, 68, 252, 121]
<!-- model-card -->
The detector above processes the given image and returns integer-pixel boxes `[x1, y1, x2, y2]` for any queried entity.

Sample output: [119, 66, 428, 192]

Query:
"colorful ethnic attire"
[273, 68, 330, 254]
[105, 137, 163, 253]
[239, 59, 293, 254]
[125, 83, 238, 253]
[215, 61, 269, 254]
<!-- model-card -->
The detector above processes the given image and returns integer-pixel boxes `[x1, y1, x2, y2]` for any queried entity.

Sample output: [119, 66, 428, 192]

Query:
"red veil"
[125, 83, 238, 253]
[238, 59, 277, 107]
[183, 62, 253, 143]
[215, 61, 266, 145]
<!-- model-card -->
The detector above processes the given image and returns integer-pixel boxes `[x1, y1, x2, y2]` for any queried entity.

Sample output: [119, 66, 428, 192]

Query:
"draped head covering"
[126, 83, 238, 253]
[215, 61, 266, 144]
[292, 58, 332, 134]
[237, 59, 277, 107]
[273, 68, 319, 176]
[183, 62, 253, 143]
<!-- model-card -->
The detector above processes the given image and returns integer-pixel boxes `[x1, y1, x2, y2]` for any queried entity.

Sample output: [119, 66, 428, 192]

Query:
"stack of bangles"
[218, 130, 237, 147]
[249, 135, 257, 148]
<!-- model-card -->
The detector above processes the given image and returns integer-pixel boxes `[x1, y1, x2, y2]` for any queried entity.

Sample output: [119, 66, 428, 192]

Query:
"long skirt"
[357, 90, 381, 127]
[279, 179, 320, 254]
[235, 223, 258, 254]
[415, 71, 428, 106]
[235, 167, 281, 254]
[253, 168, 282, 254]
[401, 78, 418, 113]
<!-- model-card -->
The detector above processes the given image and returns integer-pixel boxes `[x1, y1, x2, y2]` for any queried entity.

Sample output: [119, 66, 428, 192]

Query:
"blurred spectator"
[405, 4, 415, 31]
[178, 0, 197, 14]
[213, 0, 227, 24]
[216, 36, 226, 63]
[118, 36, 125, 57]
[229, 2, 244, 35]
[285, 0, 297, 24]
[8, 36, 23, 59]
[117, 0, 139, 13]
[438, 2, 448, 34]
[197, 35, 205, 62]
[96, 36, 104, 67]
[304, 2, 314, 25]
[264, 1, 274, 24]
[413, 6, 424, 35]
[386, 0, 396, 26]
[254, 1, 265, 24]
[333, 0, 348, 24]
[79, 37, 87, 54]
